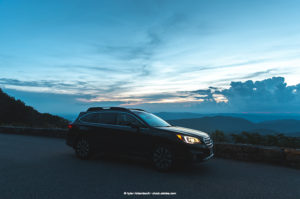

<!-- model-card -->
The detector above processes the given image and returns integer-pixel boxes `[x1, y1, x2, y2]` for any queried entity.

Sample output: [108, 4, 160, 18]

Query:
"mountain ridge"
[156, 112, 300, 123]
[168, 116, 300, 136]
[0, 88, 68, 128]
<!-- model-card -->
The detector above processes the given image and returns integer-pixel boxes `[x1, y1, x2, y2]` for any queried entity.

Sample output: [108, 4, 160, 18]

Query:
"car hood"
[155, 126, 209, 138]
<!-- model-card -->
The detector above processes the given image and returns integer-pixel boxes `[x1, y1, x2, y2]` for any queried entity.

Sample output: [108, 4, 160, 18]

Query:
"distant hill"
[157, 112, 300, 122]
[155, 112, 204, 120]
[168, 116, 300, 136]
[258, 120, 300, 133]
[0, 88, 68, 128]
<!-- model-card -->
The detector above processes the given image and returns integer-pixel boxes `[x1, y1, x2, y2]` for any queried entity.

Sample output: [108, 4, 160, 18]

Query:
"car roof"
[86, 107, 146, 113]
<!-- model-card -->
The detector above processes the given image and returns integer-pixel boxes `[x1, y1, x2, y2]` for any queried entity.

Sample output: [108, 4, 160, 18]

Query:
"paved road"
[0, 133, 299, 199]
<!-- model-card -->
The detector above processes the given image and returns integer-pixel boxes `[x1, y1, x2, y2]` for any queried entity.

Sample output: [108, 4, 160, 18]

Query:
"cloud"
[124, 76, 300, 113]
[216, 76, 300, 112]
[239, 69, 275, 79]
[186, 59, 271, 74]
[2, 76, 300, 115]
[95, 28, 162, 61]
[0, 78, 133, 96]
[66, 65, 119, 73]
[205, 69, 277, 85]
[95, 13, 188, 61]
[0, 78, 75, 88]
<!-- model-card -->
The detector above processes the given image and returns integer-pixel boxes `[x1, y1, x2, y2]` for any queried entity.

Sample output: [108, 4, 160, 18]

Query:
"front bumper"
[176, 144, 214, 162]
[188, 147, 214, 162]
[202, 152, 214, 161]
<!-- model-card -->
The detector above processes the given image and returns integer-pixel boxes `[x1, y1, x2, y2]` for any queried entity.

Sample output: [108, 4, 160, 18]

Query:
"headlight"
[176, 134, 201, 144]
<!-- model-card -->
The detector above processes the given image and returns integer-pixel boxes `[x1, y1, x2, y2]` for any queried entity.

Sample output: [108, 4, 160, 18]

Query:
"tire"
[152, 145, 174, 172]
[75, 137, 92, 160]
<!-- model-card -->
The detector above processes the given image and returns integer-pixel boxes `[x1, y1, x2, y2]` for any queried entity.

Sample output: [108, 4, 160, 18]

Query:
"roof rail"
[109, 107, 130, 111]
[130, 108, 146, 112]
[86, 107, 146, 113]
[87, 107, 103, 112]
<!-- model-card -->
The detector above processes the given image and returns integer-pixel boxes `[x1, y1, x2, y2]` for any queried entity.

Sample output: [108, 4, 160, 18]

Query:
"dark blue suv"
[66, 107, 214, 171]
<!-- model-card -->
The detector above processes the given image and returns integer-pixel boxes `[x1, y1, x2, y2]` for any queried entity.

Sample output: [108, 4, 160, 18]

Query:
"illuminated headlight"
[177, 134, 201, 144]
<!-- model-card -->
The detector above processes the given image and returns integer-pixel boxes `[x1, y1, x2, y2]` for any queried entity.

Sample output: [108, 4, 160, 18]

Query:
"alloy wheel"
[152, 146, 173, 171]
[76, 138, 90, 159]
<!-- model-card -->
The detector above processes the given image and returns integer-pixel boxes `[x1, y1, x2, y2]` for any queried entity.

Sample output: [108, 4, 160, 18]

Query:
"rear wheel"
[75, 137, 91, 160]
[152, 145, 174, 171]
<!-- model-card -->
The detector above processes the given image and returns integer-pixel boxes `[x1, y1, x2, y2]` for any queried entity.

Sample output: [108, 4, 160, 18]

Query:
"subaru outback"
[66, 107, 214, 171]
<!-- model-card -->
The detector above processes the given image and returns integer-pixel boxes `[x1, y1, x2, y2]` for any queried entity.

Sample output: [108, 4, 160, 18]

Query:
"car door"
[79, 111, 119, 151]
[115, 112, 152, 155]
[92, 111, 120, 152]
[78, 112, 105, 149]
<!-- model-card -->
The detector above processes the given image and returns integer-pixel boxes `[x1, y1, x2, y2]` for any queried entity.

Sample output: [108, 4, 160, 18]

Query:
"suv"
[66, 107, 214, 171]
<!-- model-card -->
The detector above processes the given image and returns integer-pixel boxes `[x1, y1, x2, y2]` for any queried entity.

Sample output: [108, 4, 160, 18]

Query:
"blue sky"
[1, 0, 300, 116]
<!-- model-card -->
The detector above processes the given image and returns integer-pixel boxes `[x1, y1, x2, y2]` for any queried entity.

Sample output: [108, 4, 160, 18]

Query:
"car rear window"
[98, 112, 116, 125]
[80, 113, 100, 123]
[80, 112, 117, 125]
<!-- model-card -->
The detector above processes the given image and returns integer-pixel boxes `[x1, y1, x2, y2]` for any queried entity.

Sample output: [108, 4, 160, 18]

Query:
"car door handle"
[80, 126, 89, 131]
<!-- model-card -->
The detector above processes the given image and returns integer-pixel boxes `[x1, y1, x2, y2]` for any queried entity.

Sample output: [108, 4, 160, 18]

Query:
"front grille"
[203, 137, 213, 148]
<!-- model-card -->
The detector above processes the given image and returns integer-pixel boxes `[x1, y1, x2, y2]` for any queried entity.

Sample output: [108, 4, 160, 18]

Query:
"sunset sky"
[1, 0, 300, 116]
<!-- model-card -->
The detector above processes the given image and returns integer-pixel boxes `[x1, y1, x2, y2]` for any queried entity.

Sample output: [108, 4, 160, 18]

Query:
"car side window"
[98, 112, 117, 125]
[116, 113, 142, 126]
[80, 113, 100, 123]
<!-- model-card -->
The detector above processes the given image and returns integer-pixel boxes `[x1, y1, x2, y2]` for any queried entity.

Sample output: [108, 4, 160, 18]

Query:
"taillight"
[68, 124, 73, 129]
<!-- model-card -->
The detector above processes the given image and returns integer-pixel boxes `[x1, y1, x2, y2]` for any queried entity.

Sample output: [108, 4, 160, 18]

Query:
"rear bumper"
[65, 131, 76, 148]
[66, 138, 73, 147]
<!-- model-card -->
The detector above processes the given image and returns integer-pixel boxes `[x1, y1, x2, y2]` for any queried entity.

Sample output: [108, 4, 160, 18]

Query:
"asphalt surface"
[0, 133, 299, 199]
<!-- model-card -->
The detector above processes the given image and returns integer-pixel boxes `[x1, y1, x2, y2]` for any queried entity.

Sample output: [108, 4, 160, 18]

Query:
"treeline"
[210, 130, 300, 148]
[0, 89, 68, 128]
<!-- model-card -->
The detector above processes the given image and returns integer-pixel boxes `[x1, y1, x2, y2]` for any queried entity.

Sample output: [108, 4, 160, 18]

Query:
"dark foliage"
[0, 88, 68, 128]
[210, 130, 300, 148]
[210, 130, 228, 142]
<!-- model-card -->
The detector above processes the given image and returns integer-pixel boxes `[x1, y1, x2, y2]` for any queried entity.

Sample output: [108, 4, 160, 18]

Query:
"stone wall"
[214, 142, 300, 169]
[0, 126, 67, 138]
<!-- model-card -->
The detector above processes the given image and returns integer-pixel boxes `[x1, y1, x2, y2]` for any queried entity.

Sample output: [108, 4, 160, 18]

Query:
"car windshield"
[133, 111, 171, 127]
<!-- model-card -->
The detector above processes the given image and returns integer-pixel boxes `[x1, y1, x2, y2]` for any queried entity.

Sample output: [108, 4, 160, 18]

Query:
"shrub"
[210, 130, 228, 142]
[229, 131, 300, 149]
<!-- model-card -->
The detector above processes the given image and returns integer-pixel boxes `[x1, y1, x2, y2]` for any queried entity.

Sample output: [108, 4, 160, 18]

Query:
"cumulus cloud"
[187, 76, 300, 113]
[219, 76, 300, 112]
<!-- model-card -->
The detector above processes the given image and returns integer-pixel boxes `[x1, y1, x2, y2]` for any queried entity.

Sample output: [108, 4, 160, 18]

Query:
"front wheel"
[152, 145, 174, 171]
[75, 137, 92, 160]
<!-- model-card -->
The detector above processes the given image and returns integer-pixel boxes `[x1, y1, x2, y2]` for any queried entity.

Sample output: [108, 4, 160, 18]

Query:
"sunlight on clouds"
[212, 94, 228, 103]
